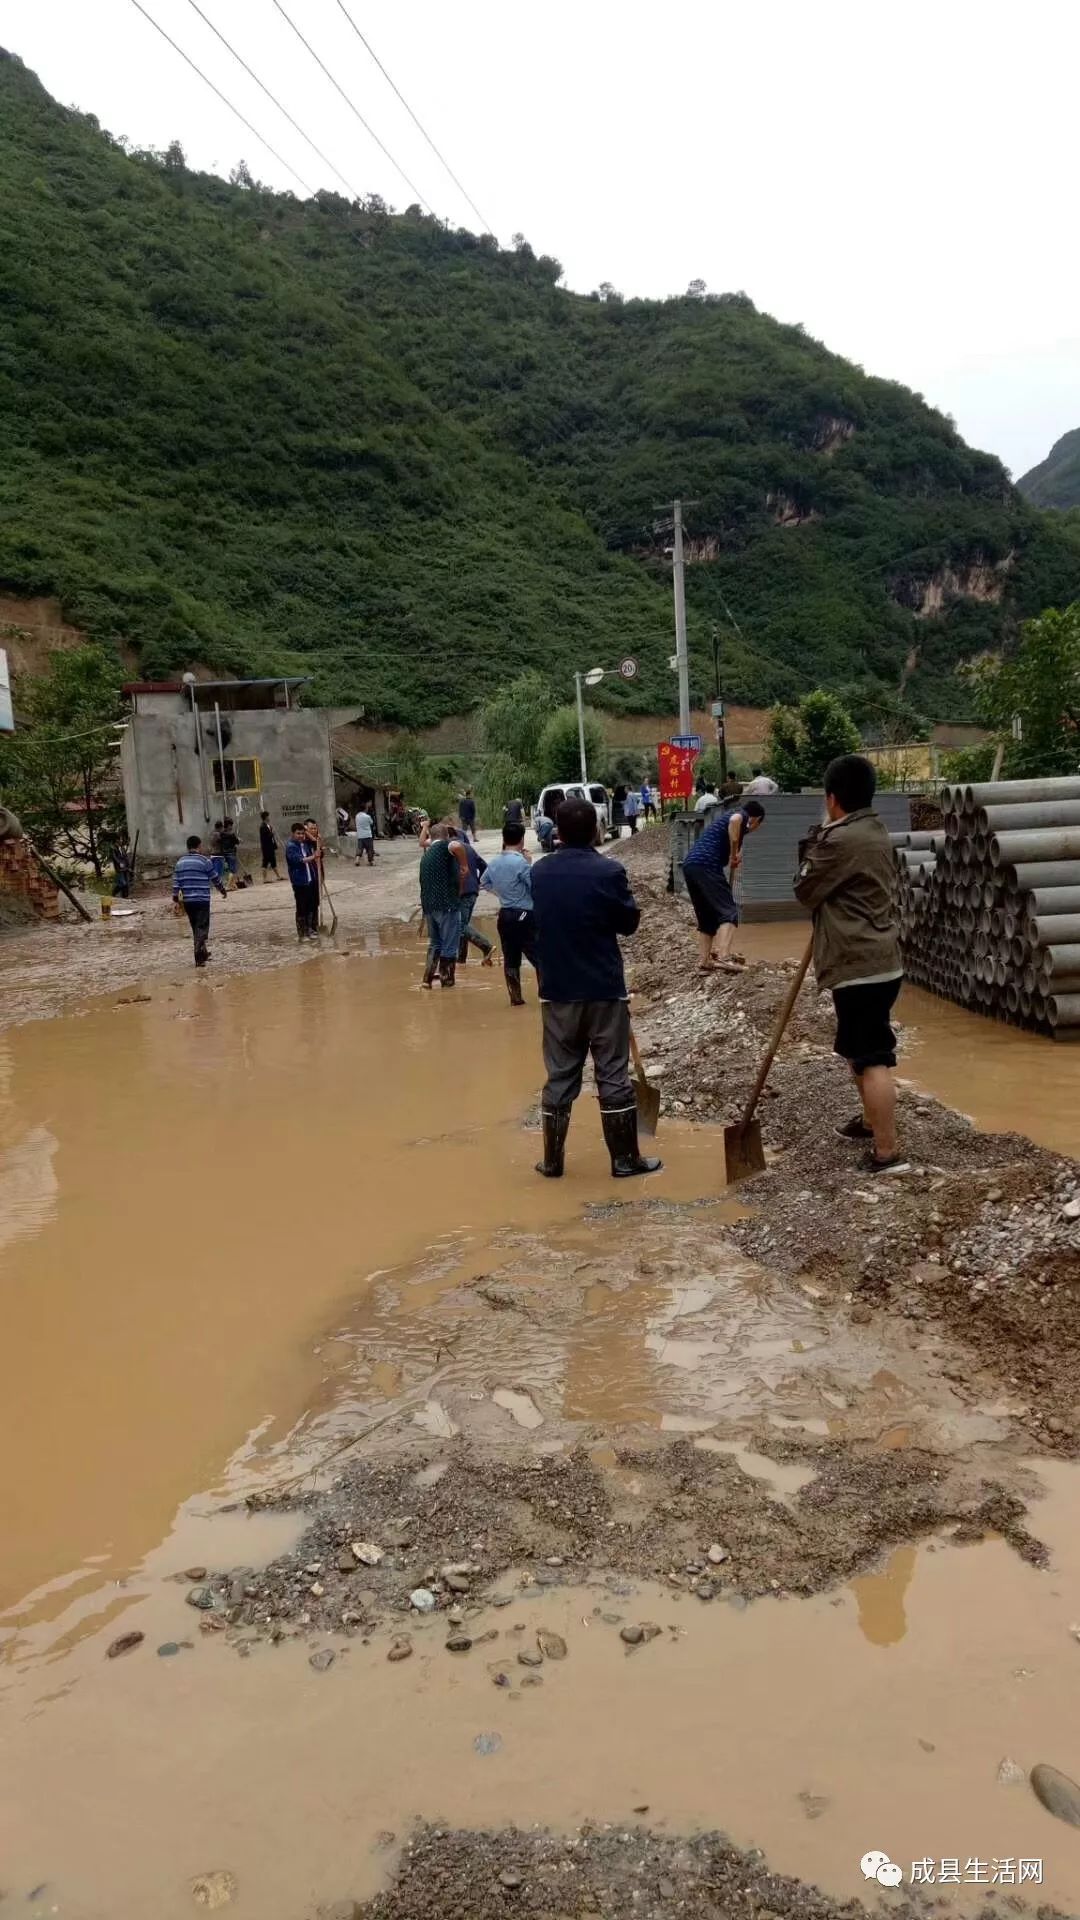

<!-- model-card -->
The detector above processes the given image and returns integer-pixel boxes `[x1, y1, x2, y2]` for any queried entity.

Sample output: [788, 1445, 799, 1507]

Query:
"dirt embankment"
[610, 832, 1080, 1453]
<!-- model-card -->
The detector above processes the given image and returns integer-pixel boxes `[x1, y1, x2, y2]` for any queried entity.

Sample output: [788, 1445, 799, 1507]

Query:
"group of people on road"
[419, 797, 662, 1182]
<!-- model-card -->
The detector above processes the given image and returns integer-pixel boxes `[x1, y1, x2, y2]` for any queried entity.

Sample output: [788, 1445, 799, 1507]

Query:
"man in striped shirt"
[172, 834, 228, 967]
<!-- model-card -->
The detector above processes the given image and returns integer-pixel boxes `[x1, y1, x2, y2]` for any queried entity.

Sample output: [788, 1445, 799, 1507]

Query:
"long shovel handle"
[629, 1026, 646, 1077]
[736, 935, 815, 1131]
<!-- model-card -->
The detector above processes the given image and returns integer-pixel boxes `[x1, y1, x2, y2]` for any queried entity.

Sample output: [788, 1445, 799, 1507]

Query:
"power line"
[183, 0, 362, 200]
[332, 0, 495, 235]
[128, 0, 313, 194]
[268, 0, 433, 213]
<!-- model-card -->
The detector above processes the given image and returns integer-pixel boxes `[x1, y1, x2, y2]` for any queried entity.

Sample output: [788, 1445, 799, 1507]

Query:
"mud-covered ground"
[614, 833, 1080, 1453]
[0, 833, 464, 1029]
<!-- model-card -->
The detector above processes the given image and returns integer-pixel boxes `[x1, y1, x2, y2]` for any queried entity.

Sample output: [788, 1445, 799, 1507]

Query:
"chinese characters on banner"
[657, 741, 697, 802]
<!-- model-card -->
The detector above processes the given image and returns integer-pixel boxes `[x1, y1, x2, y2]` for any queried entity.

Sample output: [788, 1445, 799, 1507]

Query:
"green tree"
[963, 603, 1080, 776]
[477, 670, 553, 802]
[538, 705, 606, 785]
[0, 646, 125, 873]
[765, 690, 860, 790]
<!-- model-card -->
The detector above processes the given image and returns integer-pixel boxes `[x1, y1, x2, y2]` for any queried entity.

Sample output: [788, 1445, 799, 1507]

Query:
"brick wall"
[0, 836, 60, 920]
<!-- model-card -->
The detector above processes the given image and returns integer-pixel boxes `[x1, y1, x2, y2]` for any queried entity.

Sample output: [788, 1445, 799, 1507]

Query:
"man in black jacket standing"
[531, 797, 662, 1181]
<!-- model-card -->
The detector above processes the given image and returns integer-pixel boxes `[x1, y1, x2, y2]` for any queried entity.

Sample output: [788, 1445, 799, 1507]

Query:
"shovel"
[723, 935, 814, 1184]
[629, 1028, 661, 1137]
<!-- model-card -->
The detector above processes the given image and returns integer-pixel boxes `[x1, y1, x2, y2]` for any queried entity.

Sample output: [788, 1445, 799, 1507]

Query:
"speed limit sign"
[618, 657, 638, 680]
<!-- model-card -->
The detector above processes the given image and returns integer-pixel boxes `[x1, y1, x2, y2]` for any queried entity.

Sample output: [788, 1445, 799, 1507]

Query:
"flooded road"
[4, 1463, 1080, 1917]
[0, 932, 729, 1636]
[4, 917, 1080, 1918]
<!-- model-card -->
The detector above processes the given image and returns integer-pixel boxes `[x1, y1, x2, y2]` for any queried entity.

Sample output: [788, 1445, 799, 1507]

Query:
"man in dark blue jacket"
[530, 797, 662, 1181]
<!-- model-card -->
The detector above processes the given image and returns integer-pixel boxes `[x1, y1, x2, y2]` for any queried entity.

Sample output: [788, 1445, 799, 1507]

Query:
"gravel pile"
[341, 1820, 1054, 1920]
[187, 1437, 1044, 1657]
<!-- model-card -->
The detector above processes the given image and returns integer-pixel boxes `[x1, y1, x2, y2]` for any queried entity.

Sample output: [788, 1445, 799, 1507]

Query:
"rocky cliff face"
[1019, 429, 1080, 511]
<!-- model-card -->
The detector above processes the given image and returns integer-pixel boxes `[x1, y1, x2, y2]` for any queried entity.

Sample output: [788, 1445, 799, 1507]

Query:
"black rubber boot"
[535, 1105, 571, 1177]
[438, 958, 456, 988]
[458, 936, 469, 964]
[421, 955, 438, 990]
[505, 967, 524, 1006]
[601, 1106, 662, 1178]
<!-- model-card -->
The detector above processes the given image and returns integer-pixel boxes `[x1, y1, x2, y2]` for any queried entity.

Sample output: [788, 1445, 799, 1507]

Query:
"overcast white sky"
[6, 0, 1079, 477]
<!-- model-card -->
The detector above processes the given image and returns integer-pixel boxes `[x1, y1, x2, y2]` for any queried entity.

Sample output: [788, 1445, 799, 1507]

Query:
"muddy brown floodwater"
[741, 922, 1080, 1160]
[3, 920, 1080, 1919]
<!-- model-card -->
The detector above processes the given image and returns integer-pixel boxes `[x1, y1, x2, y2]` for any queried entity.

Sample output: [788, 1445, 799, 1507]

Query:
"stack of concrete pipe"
[893, 776, 1080, 1035]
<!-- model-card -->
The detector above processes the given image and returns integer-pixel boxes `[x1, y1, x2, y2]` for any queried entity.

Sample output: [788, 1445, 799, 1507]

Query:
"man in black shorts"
[794, 753, 908, 1176]
[681, 798, 765, 971]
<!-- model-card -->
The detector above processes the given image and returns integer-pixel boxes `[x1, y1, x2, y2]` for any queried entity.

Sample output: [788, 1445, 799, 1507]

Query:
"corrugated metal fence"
[671, 794, 912, 921]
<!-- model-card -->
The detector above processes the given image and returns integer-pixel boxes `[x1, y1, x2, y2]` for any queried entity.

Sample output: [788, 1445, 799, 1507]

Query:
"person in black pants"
[530, 797, 662, 1180]
[285, 822, 321, 939]
[171, 834, 228, 966]
[479, 821, 536, 1005]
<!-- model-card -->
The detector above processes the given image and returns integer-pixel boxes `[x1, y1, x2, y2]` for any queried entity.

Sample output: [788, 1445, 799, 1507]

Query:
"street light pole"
[574, 671, 588, 782]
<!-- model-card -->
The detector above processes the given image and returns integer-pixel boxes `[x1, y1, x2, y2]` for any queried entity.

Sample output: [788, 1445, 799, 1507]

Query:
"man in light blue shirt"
[480, 822, 535, 1006]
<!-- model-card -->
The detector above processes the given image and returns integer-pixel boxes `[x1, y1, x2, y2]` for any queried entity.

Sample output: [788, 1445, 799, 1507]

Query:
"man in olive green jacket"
[794, 753, 908, 1174]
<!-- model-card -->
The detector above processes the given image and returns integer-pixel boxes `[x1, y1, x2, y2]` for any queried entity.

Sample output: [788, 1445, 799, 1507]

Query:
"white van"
[534, 782, 612, 839]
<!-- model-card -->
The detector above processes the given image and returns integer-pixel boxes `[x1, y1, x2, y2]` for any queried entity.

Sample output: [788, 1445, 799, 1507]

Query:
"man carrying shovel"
[793, 753, 909, 1176]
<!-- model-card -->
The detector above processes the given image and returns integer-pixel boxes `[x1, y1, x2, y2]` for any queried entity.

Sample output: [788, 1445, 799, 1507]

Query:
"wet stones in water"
[536, 1629, 567, 1660]
[520, 1674, 543, 1688]
[187, 1585, 219, 1611]
[158, 1641, 182, 1658]
[1030, 1762, 1080, 1826]
[695, 1582, 717, 1603]
[183, 1566, 208, 1581]
[797, 1791, 830, 1820]
[309, 1648, 336, 1672]
[443, 1572, 471, 1594]
[474, 1731, 502, 1755]
[492, 1670, 511, 1689]
[619, 1623, 662, 1648]
[997, 1756, 1025, 1786]
[106, 1631, 145, 1659]
[409, 1588, 436, 1612]
[387, 1637, 413, 1663]
[190, 1869, 238, 1909]
[517, 1649, 543, 1668]
[446, 1633, 472, 1654]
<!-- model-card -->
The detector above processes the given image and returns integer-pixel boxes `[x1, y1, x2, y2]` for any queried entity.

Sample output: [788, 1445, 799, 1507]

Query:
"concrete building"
[120, 677, 340, 864]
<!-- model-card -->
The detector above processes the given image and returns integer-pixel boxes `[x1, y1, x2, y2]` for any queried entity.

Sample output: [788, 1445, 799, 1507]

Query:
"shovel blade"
[634, 1072, 661, 1138]
[723, 1118, 765, 1185]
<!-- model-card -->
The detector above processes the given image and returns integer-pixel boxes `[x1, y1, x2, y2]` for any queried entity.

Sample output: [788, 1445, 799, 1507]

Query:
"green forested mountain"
[2, 49, 1079, 727]
[1019, 431, 1080, 512]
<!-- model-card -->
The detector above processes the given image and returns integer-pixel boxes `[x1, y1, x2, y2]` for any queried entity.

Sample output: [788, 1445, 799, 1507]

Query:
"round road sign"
[618, 657, 638, 680]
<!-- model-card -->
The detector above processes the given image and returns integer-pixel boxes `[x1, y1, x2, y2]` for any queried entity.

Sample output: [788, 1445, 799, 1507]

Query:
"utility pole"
[711, 622, 728, 785]
[654, 498, 697, 739]
[574, 671, 588, 782]
[672, 498, 691, 737]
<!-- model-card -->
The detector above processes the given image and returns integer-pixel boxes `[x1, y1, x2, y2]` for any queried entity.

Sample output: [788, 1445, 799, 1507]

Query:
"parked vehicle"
[533, 782, 612, 840]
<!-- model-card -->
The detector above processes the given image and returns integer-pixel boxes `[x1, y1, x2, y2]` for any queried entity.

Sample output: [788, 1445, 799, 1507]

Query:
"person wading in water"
[419, 822, 468, 988]
[530, 797, 661, 1181]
